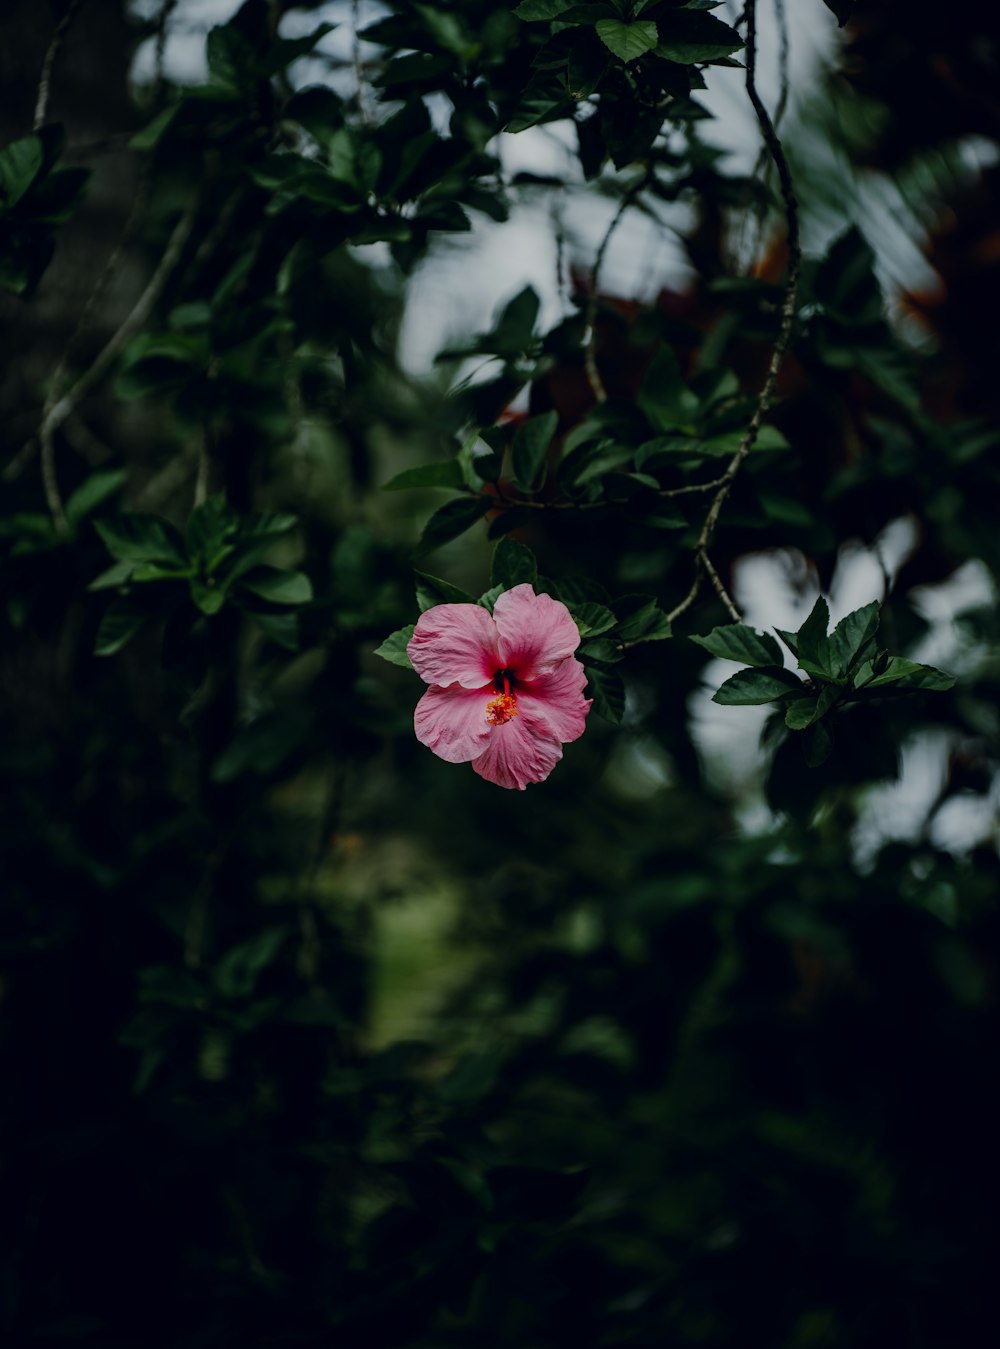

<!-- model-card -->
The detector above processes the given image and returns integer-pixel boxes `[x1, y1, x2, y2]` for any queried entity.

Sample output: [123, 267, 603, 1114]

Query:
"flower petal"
[493, 584, 581, 680]
[414, 682, 495, 763]
[471, 715, 563, 790]
[407, 603, 499, 689]
[518, 656, 592, 744]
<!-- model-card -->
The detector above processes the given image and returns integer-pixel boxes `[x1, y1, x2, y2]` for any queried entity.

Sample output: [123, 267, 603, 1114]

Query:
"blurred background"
[1, 1, 998, 1345]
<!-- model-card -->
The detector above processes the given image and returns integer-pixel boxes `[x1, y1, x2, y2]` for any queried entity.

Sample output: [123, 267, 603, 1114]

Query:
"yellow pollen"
[486, 691, 518, 726]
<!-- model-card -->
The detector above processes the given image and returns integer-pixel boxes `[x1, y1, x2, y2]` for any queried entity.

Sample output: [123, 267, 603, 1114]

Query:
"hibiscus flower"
[407, 583, 592, 790]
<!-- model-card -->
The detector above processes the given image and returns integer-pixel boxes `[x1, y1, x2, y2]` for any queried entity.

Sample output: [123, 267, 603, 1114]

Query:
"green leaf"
[513, 0, 572, 18]
[784, 696, 821, 730]
[614, 594, 671, 642]
[186, 495, 236, 568]
[415, 496, 491, 557]
[128, 104, 182, 151]
[382, 460, 465, 491]
[65, 469, 126, 526]
[595, 19, 658, 62]
[237, 567, 313, 606]
[190, 579, 227, 615]
[95, 515, 187, 566]
[803, 720, 833, 767]
[206, 24, 255, 93]
[87, 560, 137, 592]
[569, 602, 617, 638]
[578, 638, 622, 664]
[415, 572, 476, 611]
[586, 664, 626, 724]
[491, 537, 538, 589]
[253, 612, 300, 650]
[794, 595, 835, 679]
[0, 134, 44, 208]
[655, 10, 743, 63]
[713, 667, 802, 705]
[637, 346, 697, 432]
[511, 411, 558, 491]
[861, 657, 955, 692]
[476, 583, 504, 612]
[374, 625, 416, 668]
[829, 601, 880, 677]
[690, 623, 784, 668]
[240, 512, 298, 541]
[94, 596, 151, 656]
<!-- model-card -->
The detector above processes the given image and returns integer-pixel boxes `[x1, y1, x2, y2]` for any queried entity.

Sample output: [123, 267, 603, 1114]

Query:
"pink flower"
[407, 583, 592, 790]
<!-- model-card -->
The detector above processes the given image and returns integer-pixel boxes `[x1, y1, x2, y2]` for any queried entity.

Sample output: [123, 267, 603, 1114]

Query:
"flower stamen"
[486, 675, 517, 726]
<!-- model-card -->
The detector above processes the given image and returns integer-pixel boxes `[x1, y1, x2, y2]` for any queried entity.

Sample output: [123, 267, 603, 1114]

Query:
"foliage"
[1, 0, 997, 1346]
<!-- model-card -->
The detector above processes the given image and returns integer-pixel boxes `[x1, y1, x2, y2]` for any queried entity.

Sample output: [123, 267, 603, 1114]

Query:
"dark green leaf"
[491, 537, 538, 589]
[513, 0, 573, 21]
[190, 579, 227, 614]
[186, 495, 236, 567]
[237, 567, 313, 606]
[511, 411, 558, 492]
[795, 595, 835, 679]
[88, 560, 136, 592]
[382, 460, 465, 491]
[0, 134, 43, 208]
[95, 515, 187, 566]
[691, 623, 784, 668]
[803, 720, 833, 767]
[253, 611, 300, 650]
[614, 594, 671, 642]
[829, 601, 880, 677]
[415, 572, 476, 610]
[586, 664, 625, 724]
[374, 625, 416, 668]
[578, 638, 622, 664]
[595, 19, 658, 62]
[65, 469, 126, 526]
[128, 104, 182, 151]
[415, 496, 491, 557]
[656, 10, 743, 63]
[569, 602, 617, 637]
[637, 346, 697, 432]
[861, 657, 955, 692]
[94, 596, 151, 656]
[784, 696, 820, 730]
[713, 667, 802, 705]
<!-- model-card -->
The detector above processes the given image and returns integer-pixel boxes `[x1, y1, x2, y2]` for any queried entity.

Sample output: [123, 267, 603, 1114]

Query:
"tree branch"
[584, 168, 651, 403]
[672, 0, 802, 624]
[34, 0, 89, 129]
[37, 194, 199, 531]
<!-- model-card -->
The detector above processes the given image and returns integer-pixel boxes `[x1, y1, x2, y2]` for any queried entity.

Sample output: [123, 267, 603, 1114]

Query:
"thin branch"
[584, 168, 651, 403]
[37, 194, 199, 531]
[671, 0, 802, 625]
[34, 0, 89, 129]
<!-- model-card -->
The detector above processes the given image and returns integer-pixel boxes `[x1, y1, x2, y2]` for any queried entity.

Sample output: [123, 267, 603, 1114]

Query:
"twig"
[584, 168, 651, 403]
[669, 0, 801, 626]
[34, 0, 89, 129]
[37, 195, 199, 531]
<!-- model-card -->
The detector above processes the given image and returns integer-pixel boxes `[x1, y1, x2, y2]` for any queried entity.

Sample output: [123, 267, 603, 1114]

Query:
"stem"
[584, 168, 651, 403]
[35, 195, 199, 531]
[34, 0, 88, 129]
[675, 0, 802, 624]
